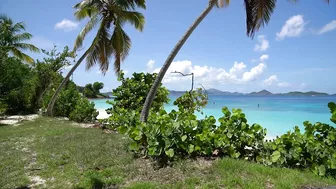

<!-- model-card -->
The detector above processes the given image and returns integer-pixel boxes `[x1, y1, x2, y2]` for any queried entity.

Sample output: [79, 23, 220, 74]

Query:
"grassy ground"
[1, 118, 336, 189]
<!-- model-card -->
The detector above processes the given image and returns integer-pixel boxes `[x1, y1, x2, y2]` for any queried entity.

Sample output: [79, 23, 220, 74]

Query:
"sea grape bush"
[258, 104, 336, 177]
[329, 102, 336, 124]
[69, 98, 98, 123]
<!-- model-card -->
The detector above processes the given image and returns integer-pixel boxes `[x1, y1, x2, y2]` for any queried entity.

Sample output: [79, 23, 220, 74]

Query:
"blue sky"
[1, 0, 336, 93]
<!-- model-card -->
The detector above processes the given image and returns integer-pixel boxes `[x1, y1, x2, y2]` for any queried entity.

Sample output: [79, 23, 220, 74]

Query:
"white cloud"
[152, 60, 267, 90]
[242, 63, 266, 82]
[276, 15, 306, 41]
[260, 55, 269, 63]
[277, 82, 292, 88]
[124, 70, 129, 75]
[318, 20, 336, 34]
[55, 19, 79, 32]
[147, 60, 155, 72]
[254, 35, 269, 52]
[263, 75, 278, 86]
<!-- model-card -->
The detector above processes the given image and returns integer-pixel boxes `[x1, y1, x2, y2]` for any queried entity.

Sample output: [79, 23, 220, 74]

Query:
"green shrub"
[114, 86, 265, 163]
[43, 82, 81, 117]
[105, 72, 169, 128]
[0, 55, 37, 115]
[43, 81, 98, 123]
[106, 72, 169, 114]
[259, 121, 336, 177]
[69, 98, 98, 123]
[329, 102, 336, 124]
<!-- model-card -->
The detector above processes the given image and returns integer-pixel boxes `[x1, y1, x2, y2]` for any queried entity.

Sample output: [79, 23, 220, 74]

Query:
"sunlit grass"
[0, 118, 335, 189]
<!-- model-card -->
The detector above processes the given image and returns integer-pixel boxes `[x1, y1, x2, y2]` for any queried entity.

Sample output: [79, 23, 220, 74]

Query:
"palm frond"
[119, 11, 145, 31]
[12, 22, 26, 33]
[74, 0, 100, 21]
[74, 14, 99, 51]
[85, 19, 113, 74]
[111, 22, 131, 73]
[244, 0, 276, 38]
[12, 32, 33, 43]
[13, 43, 40, 52]
[10, 47, 35, 63]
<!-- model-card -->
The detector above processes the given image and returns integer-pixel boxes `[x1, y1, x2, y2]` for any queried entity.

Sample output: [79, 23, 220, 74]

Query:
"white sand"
[0, 114, 39, 125]
[97, 109, 109, 119]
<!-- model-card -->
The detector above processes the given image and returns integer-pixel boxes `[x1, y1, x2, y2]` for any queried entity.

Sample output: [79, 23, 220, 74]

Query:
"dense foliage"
[329, 102, 336, 124]
[0, 46, 98, 122]
[82, 82, 105, 98]
[106, 72, 336, 177]
[69, 98, 98, 123]
[106, 71, 169, 117]
[0, 53, 36, 114]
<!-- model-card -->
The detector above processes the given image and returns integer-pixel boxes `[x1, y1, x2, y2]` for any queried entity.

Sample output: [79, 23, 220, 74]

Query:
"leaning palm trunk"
[140, 0, 217, 122]
[46, 50, 89, 116]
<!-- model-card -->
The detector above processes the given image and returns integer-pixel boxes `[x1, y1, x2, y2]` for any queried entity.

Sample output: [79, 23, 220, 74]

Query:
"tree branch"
[171, 71, 194, 92]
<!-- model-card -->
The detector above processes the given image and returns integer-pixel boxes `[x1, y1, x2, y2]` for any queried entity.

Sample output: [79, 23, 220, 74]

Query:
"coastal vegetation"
[1, 0, 336, 188]
[0, 39, 97, 122]
[105, 72, 336, 178]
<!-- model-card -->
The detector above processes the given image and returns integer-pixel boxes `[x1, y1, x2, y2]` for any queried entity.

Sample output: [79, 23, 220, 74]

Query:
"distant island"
[169, 89, 333, 97]
[100, 88, 334, 97]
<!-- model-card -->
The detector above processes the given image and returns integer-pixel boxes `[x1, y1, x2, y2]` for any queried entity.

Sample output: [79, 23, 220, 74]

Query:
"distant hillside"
[278, 91, 329, 97]
[168, 89, 333, 97]
[102, 92, 113, 97]
[207, 88, 242, 95]
[249, 90, 273, 96]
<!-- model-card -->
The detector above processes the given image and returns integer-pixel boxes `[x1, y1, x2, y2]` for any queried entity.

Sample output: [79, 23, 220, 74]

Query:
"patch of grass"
[0, 117, 335, 189]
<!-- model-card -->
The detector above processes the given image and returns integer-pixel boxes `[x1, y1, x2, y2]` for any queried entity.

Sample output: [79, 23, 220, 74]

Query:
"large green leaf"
[165, 149, 175, 158]
[318, 165, 326, 176]
[271, 151, 281, 163]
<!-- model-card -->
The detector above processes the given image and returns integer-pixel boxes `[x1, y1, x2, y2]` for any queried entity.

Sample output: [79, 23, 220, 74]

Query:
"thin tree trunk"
[140, 0, 217, 122]
[46, 50, 89, 116]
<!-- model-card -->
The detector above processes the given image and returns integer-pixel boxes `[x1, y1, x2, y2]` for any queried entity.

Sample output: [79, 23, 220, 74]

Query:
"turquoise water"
[91, 96, 336, 137]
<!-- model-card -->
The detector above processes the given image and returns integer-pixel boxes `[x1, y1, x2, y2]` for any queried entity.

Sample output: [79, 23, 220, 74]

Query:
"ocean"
[90, 95, 336, 137]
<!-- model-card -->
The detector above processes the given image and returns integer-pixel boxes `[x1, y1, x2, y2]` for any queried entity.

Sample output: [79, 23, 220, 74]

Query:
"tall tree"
[0, 15, 40, 63]
[140, 0, 330, 122]
[47, 0, 145, 116]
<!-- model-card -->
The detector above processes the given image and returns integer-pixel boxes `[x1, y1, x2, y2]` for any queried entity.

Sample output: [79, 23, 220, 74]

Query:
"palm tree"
[140, 0, 330, 122]
[46, 0, 145, 116]
[0, 15, 39, 63]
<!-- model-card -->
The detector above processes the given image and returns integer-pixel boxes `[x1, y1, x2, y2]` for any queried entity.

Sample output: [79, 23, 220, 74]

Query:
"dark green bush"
[106, 71, 169, 114]
[69, 98, 98, 123]
[0, 54, 37, 115]
[329, 102, 336, 124]
[43, 82, 81, 117]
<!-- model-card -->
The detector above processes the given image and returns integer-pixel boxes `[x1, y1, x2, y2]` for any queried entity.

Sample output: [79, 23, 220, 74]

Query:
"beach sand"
[97, 109, 109, 119]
